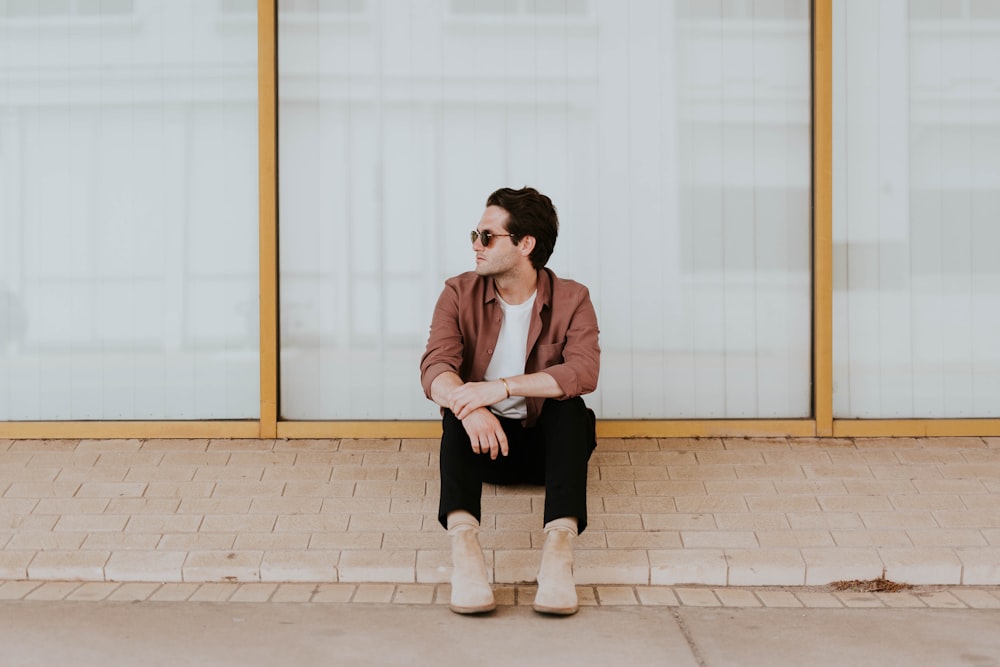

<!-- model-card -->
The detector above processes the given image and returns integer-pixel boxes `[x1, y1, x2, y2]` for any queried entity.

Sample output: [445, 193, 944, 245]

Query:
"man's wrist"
[499, 377, 510, 399]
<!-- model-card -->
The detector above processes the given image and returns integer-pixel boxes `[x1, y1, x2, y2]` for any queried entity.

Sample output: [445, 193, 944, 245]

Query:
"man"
[420, 187, 600, 616]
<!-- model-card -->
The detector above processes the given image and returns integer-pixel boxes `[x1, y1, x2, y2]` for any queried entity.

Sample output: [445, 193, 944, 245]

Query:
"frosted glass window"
[833, 0, 1000, 417]
[0, 1, 259, 420]
[278, 0, 812, 420]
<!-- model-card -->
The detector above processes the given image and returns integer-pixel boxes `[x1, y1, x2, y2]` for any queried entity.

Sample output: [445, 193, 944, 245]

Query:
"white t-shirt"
[484, 291, 536, 420]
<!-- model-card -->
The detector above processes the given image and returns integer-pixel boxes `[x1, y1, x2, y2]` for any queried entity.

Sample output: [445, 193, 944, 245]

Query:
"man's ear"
[520, 235, 536, 257]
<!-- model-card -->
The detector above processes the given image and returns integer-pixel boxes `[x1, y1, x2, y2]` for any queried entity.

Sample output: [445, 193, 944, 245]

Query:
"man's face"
[472, 205, 523, 278]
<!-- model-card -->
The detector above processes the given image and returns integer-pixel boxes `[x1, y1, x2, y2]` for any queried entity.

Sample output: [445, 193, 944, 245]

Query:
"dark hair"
[485, 187, 558, 269]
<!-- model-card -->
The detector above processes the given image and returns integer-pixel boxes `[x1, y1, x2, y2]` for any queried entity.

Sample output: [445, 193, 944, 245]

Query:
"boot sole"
[532, 603, 579, 616]
[449, 602, 497, 615]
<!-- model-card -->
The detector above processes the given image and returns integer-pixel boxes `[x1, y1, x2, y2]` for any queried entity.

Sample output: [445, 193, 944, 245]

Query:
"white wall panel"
[279, 0, 812, 420]
[833, 0, 1000, 417]
[0, 1, 260, 420]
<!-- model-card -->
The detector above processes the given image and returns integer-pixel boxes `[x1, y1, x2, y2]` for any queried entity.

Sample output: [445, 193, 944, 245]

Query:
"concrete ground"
[3, 598, 999, 667]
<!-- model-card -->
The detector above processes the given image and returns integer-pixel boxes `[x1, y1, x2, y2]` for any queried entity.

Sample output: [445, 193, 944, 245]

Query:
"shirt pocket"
[533, 341, 566, 369]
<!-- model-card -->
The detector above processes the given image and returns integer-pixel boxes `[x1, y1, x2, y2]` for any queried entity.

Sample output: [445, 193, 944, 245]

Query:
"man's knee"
[441, 409, 469, 445]
[538, 398, 597, 454]
[538, 396, 587, 421]
[442, 408, 461, 429]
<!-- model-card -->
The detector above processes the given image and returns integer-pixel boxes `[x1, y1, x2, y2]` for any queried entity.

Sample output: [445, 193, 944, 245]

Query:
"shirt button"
[487, 349, 493, 354]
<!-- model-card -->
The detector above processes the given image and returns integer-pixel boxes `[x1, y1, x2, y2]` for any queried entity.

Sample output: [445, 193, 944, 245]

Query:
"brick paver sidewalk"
[3, 580, 1000, 610]
[1, 436, 999, 586]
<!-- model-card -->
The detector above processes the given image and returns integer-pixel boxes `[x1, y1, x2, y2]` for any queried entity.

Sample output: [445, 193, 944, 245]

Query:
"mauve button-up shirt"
[420, 267, 601, 426]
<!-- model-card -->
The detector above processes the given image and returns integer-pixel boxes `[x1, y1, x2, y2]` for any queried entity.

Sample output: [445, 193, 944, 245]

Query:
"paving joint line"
[2, 582, 1000, 609]
[671, 606, 708, 667]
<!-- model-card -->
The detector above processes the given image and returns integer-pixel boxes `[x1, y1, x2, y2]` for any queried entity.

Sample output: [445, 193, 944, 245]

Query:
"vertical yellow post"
[813, 0, 834, 436]
[258, 0, 279, 437]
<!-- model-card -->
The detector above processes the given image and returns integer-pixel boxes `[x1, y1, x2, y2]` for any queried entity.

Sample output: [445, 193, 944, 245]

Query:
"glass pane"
[278, 0, 812, 419]
[0, 1, 259, 420]
[1, 0, 73, 17]
[832, 0, 1000, 417]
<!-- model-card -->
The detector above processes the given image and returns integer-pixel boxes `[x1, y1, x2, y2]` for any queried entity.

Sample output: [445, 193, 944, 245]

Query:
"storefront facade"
[1, 0, 998, 438]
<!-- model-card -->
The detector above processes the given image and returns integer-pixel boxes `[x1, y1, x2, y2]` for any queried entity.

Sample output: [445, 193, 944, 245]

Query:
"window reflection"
[833, 0, 1000, 417]
[0, 0, 259, 420]
[448, 0, 590, 17]
[0, 0, 133, 18]
[278, 0, 812, 419]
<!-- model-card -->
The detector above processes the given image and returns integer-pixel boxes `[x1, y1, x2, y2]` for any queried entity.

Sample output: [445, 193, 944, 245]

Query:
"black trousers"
[437, 397, 597, 534]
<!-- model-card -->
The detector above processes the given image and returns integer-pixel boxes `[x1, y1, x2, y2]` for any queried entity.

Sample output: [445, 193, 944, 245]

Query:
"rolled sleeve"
[538, 287, 601, 400]
[419, 284, 464, 400]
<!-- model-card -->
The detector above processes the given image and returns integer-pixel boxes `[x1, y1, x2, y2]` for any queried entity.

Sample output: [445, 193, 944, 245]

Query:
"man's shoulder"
[439, 272, 493, 303]
[542, 268, 591, 298]
[443, 271, 481, 287]
[442, 271, 488, 294]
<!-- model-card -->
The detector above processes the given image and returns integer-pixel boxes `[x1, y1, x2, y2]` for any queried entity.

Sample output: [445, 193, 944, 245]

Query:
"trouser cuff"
[543, 517, 578, 536]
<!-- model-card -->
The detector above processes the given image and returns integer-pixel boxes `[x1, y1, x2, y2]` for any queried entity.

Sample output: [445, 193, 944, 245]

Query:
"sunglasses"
[470, 230, 517, 248]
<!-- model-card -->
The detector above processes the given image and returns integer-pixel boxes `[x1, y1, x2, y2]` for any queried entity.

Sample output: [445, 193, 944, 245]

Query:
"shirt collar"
[484, 268, 552, 309]
[536, 267, 553, 310]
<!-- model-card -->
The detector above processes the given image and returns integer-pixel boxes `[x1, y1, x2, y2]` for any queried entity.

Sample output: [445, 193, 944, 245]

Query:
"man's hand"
[460, 407, 509, 459]
[434, 376, 509, 459]
[447, 380, 507, 421]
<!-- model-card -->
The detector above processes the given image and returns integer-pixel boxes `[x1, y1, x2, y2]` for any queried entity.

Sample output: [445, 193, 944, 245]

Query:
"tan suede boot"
[447, 511, 496, 614]
[533, 517, 578, 615]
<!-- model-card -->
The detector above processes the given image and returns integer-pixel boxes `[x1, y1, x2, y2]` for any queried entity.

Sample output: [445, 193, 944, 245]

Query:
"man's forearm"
[503, 372, 563, 399]
[429, 371, 464, 409]
[432, 370, 564, 421]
